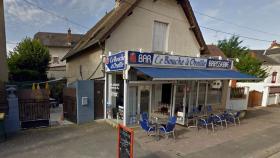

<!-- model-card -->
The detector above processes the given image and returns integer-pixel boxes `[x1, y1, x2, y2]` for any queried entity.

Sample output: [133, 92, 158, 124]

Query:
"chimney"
[114, 0, 123, 8]
[67, 28, 72, 46]
[269, 40, 280, 49]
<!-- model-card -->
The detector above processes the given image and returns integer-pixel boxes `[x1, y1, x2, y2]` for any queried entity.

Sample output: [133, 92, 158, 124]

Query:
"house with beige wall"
[34, 29, 83, 79]
[62, 0, 208, 84]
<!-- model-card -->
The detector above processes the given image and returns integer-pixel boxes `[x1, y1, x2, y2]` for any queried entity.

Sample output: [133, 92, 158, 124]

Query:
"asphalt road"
[1, 106, 280, 158]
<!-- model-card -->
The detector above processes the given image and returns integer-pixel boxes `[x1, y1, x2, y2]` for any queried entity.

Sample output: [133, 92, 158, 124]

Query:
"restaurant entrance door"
[138, 86, 152, 117]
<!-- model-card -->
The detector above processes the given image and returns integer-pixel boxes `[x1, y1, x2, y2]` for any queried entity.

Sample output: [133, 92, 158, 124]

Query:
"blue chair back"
[168, 116, 177, 123]
[165, 120, 176, 132]
[192, 107, 199, 114]
[235, 111, 241, 118]
[141, 112, 149, 121]
[207, 105, 212, 113]
[140, 120, 149, 132]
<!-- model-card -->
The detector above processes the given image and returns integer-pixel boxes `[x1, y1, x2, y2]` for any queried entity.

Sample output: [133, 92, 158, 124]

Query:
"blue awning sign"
[128, 51, 153, 65]
[153, 54, 208, 68]
[106, 51, 234, 71]
[106, 52, 125, 71]
[207, 59, 232, 69]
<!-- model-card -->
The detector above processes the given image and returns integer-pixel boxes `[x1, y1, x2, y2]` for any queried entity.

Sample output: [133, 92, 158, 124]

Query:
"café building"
[105, 51, 257, 126]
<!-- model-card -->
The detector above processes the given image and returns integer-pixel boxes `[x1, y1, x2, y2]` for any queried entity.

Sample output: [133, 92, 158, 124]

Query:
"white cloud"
[5, 0, 57, 26]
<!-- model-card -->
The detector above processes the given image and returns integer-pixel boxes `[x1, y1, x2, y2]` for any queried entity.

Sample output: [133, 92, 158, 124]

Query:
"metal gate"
[18, 89, 50, 128]
[63, 88, 77, 123]
[248, 90, 263, 107]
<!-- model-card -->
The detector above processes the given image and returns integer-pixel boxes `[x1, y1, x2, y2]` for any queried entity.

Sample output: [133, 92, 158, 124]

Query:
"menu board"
[118, 124, 134, 158]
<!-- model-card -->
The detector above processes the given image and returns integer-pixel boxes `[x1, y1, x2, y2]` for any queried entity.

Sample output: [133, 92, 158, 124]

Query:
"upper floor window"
[272, 71, 277, 83]
[52, 56, 59, 64]
[153, 21, 168, 52]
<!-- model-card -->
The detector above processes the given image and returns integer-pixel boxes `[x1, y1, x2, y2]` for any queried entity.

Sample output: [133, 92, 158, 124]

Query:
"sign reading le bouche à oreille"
[106, 52, 125, 71]
[106, 51, 232, 71]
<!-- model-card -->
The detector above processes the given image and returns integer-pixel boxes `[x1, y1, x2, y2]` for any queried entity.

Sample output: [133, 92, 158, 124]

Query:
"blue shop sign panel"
[106, 52, 125, 71]
[128, 51, 154, 65]
[153, 54, 208, 69]
[206, 59, 232, 69]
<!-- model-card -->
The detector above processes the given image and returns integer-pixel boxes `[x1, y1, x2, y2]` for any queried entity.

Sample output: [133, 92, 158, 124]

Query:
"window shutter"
[153, 21, 168, 52]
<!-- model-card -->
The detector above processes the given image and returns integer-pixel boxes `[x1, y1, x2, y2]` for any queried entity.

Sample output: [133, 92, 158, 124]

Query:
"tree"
[217, 36, 268, 79]
[8, 37, 50, 81]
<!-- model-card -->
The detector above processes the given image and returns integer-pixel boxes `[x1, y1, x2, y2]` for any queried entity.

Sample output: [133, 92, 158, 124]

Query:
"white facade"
[47, 47, 70, 79]
[262, 65, 280, 83]
[105, 0, 201, 57]
[237, 82, 280, 107]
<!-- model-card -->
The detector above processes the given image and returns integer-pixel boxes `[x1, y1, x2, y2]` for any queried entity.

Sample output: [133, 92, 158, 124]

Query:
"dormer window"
[272, 72, 277, 83]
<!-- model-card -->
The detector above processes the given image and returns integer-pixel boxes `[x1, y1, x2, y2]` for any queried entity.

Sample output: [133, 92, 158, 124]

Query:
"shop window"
[52, 56, 59, 64]
[272, 72, 277, 83]
[152, 21, 168, 52]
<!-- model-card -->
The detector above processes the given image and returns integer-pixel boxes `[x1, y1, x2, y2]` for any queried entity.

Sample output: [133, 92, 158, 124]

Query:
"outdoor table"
[0, 113, 6, 141]
[150, 116, 168, 141]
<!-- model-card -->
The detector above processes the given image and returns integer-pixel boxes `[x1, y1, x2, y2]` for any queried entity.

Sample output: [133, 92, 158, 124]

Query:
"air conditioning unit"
[211, 80, 222, 89]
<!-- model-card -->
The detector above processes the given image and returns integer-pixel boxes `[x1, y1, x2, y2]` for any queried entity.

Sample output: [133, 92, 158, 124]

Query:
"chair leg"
[206, 125, 208, 133]
[224, 120, 228, 128]
[211, 123, 214, 133]
[237, 118, 240, 125]
[172, 131, 175, 140]
[220, 122, 223, 130]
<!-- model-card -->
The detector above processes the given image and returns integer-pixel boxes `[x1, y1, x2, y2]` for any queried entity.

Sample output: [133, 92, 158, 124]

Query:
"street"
[1, 105, 280, 158]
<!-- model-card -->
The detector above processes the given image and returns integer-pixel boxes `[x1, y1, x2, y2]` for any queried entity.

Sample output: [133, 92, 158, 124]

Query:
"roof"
[250, 50, 280, 65]
[203, 45, 227, 58]
[34, 32, 83, 48]
[62, 0, 208, 61]
[134, 67, 258, 80]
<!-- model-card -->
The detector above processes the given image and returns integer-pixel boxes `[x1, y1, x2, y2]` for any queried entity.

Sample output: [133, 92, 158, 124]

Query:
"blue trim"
[134, 67, 258, 80]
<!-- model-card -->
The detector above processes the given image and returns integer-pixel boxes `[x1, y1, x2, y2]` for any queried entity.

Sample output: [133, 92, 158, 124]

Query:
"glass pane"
[175, 85, 185, 124]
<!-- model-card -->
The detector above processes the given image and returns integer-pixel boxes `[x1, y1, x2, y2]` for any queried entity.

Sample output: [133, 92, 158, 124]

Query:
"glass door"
[137, 86, 152, 119]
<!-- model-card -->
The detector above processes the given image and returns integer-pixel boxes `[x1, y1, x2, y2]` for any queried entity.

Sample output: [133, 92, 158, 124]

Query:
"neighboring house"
[237, 41, 280, 107]
[62, 0, 208, 84]
[34, 29, 83, 79]
[203, 44, 227, 59]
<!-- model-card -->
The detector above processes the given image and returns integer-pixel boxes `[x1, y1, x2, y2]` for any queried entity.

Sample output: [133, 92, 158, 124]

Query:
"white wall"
[262, 65, 280, 83]
[48, 47, 69, 67]
[226, 87, 249, 111]
[105, 0, 201, 56]
[268, 94, 277, 105]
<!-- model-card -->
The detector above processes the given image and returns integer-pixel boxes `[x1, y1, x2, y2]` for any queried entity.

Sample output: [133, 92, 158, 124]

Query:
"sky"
[4, 0, 280, 54]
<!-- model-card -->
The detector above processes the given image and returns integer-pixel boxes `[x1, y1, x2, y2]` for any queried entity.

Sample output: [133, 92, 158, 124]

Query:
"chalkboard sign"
[118, 124, 134, 158]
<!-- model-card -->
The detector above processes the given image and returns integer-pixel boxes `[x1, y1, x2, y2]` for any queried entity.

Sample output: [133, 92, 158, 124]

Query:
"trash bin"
[0, 113, 6, 141]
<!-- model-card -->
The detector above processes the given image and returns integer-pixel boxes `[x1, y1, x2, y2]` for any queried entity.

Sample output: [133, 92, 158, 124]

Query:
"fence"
[63, 88, 77, 123]
[17, 89, 50, 128]
[19, 99, 50, 128]
[230, 87, 245, 99]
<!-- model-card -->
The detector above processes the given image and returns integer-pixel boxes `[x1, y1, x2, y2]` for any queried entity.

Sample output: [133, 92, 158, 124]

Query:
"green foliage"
[217, 36, 268, 79]
[8, 37, 51, 81]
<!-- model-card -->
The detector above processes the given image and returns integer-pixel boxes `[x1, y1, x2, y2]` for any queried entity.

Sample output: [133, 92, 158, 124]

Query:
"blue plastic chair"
[198, 115, 215, 133]
[229, 111, 241, 126]
[159, 116, 177, 139]
[141, 112, 149, 121]
[206, 105, 213, 115]
[139, 120, 155, 136]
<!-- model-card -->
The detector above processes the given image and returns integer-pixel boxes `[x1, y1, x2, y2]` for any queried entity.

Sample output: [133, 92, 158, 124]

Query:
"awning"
[134, 67, 259, 80]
